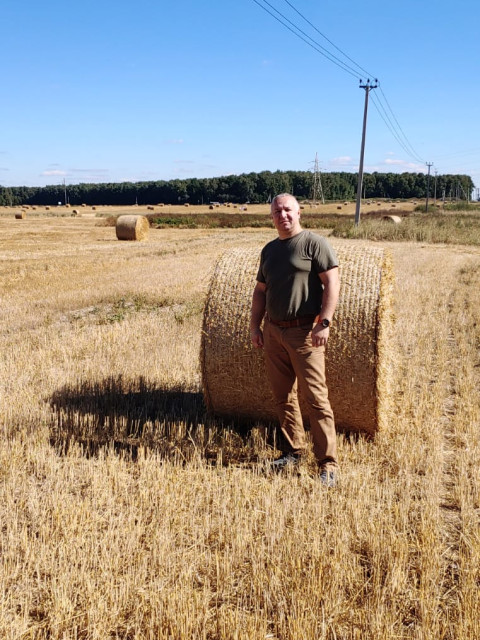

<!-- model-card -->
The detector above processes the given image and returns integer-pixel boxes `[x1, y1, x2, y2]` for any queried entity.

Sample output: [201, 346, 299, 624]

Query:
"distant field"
[0, 216, 479, 638]
[0, 199, 421, 219]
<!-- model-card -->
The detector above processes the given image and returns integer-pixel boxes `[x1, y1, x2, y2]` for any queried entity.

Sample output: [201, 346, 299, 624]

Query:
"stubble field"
[0, 211, 479, 639]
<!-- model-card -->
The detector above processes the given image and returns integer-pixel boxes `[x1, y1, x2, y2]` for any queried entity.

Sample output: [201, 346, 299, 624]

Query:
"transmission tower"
[310, 153, 325, 204]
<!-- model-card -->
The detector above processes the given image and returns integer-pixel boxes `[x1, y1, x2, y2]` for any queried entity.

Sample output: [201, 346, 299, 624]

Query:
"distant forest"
[0, 170, 474, 206]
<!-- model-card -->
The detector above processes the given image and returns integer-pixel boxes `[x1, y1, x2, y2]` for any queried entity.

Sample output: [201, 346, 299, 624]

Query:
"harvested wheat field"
[0, 215, 479, 639]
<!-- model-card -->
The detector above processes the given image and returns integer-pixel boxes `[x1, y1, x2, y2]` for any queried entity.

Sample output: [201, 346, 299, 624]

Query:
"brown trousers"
[263, 318, 337, 469]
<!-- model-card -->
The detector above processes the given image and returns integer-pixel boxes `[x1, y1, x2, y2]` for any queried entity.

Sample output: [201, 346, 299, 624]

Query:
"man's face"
[271, 196, 302, 238]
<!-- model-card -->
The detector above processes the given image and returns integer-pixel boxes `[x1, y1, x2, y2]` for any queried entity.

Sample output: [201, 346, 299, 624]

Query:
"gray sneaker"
[268, 453, 300, 472]
[319, 469, 337, 487]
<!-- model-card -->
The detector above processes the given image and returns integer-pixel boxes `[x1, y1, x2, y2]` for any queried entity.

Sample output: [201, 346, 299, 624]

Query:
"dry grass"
[0, 215, 479, 639]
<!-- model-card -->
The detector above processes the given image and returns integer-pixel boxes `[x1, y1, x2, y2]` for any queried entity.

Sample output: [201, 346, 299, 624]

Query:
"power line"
[250, 0, 430, 177]
[370, 91, 424, 164]
[377, 85, 424, 163]
[250, 0, 360, 78]
[280, 0, 376, 80]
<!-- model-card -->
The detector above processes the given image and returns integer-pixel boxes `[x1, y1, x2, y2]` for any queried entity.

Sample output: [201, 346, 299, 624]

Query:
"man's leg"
[284, 325, 337, 470]
[263, 320, 306, 455]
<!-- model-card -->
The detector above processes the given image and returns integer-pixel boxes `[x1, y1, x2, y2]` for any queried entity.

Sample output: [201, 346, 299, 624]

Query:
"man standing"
[250, 193, 340, 486]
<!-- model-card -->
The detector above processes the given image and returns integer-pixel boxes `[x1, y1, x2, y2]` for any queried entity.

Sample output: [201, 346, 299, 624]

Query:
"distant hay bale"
[377, 202, 382, 206]
[15, 211, 26, 219]
[201, 242, 395, 436]
[337, 206, 342, 210]
[92, 206, 96, 210]
[158, 203, 164, 207]
[184, 203, 190, 207]
[391, 204, 396, 208]
[147, 205, 155, 210]
[233, 205, 238, 209]
[209, 205, 214, 210]
[382, 215, 402, 224]
[115, 215, 150, 241]
[344, 202, 349, 206]
[72, 209, 79, 215]
[45, 206, 50, 210]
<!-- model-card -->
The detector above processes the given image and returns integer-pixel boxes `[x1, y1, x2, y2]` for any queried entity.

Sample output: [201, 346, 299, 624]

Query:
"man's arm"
[250, 281, 267, 348]
[312, 267, 340, 347]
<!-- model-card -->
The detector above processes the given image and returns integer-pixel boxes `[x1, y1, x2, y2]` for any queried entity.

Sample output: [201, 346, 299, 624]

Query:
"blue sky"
[2, 0, 479, 192]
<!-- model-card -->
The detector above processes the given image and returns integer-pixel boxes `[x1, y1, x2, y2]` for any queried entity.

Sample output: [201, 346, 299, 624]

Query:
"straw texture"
[115, 215, 150, 241]
[201, 241, 395, 435]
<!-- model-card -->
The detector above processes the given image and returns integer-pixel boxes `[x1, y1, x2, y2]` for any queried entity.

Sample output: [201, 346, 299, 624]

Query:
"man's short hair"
[271, 193, 299, 207]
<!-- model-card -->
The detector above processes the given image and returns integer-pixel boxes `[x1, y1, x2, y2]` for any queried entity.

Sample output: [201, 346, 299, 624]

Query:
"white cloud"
[331, 156, 354, 166]
[40, 170, 68, 177]
[383, 158, 425, 171]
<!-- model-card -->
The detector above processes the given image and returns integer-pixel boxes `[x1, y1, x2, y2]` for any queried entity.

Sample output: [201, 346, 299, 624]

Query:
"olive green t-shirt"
[256, 230, 338, 322]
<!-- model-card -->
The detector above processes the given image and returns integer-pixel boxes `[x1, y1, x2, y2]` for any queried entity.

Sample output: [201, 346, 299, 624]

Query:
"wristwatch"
[319, 318, 330, 328]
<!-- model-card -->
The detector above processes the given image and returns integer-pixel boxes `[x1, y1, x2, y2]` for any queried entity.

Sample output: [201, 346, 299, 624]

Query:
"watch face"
[321, 319, 330, 328]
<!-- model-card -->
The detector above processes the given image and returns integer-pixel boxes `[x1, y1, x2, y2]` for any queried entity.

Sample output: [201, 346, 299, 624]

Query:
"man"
[250, 193, 340, 486]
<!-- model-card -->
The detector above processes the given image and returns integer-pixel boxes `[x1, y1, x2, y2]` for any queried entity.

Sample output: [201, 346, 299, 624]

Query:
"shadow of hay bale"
[48, 375, 275, 463]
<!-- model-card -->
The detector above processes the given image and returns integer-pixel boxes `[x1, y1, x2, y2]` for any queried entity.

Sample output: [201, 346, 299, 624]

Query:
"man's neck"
[278, 226, 303, 240]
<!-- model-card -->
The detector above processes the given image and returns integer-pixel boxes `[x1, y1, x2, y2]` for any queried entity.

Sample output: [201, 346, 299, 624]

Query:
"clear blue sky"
[2, 0, 479, 193]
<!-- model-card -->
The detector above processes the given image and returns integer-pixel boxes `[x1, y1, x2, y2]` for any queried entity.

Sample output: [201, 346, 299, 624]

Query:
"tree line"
[0, 170, 474, 206]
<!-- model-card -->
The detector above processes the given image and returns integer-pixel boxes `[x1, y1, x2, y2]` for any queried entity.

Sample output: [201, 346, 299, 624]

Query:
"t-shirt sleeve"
[256, 249, 266, 283]
[312, 237, 338, 273]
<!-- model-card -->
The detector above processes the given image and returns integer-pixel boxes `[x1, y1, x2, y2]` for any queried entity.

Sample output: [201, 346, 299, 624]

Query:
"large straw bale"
[201, 242, 395, 435]
[115, 215, 150, 241]
[382, 215, 402, 224]
[15, 211, 26, 219]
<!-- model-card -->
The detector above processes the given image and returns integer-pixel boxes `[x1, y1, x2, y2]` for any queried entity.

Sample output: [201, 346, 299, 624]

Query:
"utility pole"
[355, 79, 378, 226]
[434, 170, 438, 205]
[310, 152, 325, 204]
[425, 162, 433, 212]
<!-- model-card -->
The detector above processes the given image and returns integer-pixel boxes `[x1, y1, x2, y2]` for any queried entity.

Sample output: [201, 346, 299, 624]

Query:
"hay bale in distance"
[201, 242, 395, 436]
[115, 215, 150, 241]
[15, 211, 26, 219]
[382, 215, 402, 224]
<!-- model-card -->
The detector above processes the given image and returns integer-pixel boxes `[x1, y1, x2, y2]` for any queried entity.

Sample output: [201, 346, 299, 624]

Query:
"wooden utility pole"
[355, 79, 377, 226]
[425, 162, 433, 212]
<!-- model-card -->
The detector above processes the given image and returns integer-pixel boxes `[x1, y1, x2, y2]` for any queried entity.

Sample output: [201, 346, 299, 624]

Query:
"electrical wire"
[250, 0, 360, 79]
[370, 91, 425, 165]
[250, 0, 429, 169]
[280, 0, 376, 81]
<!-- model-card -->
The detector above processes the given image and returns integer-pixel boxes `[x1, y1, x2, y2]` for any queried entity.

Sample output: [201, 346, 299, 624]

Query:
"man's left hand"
[312, 324, 329, 347]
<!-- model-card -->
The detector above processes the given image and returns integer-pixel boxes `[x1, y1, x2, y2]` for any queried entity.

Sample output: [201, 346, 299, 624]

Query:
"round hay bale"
[15, 211, 26, 219]
[337, 205, 342, 210]
[45, 206, 50, 210]
[147, 205, 155, 210]
[201, 242, 395, 436]
[382, 215, 402, 224]
[115, 215, 150, 241]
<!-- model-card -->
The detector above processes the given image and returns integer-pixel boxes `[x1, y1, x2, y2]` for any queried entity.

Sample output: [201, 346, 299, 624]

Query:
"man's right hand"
[250, 327, 264, 348]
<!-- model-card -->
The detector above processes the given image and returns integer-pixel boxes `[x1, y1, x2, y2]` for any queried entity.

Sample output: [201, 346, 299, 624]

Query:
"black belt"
[267, 314, 318, 328]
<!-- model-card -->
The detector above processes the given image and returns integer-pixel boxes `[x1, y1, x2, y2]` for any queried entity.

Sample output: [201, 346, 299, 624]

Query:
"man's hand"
[311, 323, 329, 347]
[251, 327, 264, 348]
